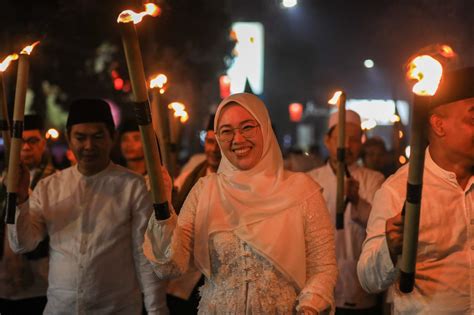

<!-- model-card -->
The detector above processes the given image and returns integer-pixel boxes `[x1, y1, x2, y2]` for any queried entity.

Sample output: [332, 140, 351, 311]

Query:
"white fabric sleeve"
[297, 191, 338, 314]
[7, 184, 47, 254]
[357, 185, 401, 293]
[131, 180, 169, 315]
[144, 179, 201, 280]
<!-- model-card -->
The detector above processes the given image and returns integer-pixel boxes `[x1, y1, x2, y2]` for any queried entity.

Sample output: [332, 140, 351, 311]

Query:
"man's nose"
[83, 138, 94, 149]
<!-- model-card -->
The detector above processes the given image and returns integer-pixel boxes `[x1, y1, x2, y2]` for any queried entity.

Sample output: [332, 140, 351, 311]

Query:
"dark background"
[0, 0, 472, 159]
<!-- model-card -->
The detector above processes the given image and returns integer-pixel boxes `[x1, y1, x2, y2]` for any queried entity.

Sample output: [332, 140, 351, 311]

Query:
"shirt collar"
[425, 147, 474, 192]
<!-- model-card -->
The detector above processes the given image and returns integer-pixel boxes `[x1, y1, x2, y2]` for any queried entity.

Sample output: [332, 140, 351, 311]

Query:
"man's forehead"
[22, 129, 42, 138]
[71, 122, 108, 134]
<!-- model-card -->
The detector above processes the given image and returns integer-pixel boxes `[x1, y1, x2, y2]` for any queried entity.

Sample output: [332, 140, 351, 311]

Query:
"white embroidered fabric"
[144, 180, 337, 314]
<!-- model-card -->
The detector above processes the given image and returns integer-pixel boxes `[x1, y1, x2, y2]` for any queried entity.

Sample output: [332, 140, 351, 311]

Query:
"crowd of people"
[0, 66, 472, 315]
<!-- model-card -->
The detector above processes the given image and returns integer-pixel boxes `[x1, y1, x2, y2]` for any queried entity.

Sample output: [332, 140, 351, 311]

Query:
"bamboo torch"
[328, 91, 346, 230]
[167, 102, 188, 177]
[117, 3, 170, 220]
[149, 73, 171, 170]
[5, 42, 40, 224]
[399, 54, 444, 293]
[0, 54, 19, 164]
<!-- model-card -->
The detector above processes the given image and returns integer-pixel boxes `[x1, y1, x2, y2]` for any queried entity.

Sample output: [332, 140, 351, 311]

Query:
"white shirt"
[357, 148, 474, 314]
[308, 162, 384, 309]
[0, 169, 49, 301]
[8, 163, 168, 315]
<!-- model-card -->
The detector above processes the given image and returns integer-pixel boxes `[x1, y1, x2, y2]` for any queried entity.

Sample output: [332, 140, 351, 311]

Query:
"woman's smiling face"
[217, 103, 264, 170]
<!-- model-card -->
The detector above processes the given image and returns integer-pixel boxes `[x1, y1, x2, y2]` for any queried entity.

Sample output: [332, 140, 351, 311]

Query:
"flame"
[20, 41, 40, 55]
[0, 53, 19, 72]
[149, 74, 167, 89]
[179, 111, 189, 123]
[45, 128, 60, 140]
[168, 102, 188, 123]
[407, 55, 443, 96]
[328, 91, 342, 105]
[117, 3, 160, 24]
[390, 114, 401, 123]
[440, 45, 455, 58]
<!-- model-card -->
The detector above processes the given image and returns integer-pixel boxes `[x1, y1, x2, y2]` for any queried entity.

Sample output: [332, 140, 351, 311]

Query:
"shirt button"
[471, 219, 474, 225]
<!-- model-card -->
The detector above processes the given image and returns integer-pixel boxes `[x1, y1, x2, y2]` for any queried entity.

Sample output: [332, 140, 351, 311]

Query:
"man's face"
[21, 130, 46, 169]
[432, 99, 474, 164]
[120, 131, 144, 162]
[204, 130, 221, 171]
[67, 123, 114, 176]
[363, 145, 386, 172]
[324, 122, 363, 165]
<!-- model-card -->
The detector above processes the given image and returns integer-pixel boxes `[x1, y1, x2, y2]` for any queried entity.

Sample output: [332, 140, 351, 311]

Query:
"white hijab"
[193, 93, 321, 290]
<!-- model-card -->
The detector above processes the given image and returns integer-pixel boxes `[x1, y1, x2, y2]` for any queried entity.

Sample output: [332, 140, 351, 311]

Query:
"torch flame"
[179, 111, 189, 123]
[0, 53, 19, 72]
[168, 102, 188, 123]
[407, 55, 443, 96]
[117, 3, 160, 24]
[440, 45, 455, 58]
[20, 41, 40, 55]
[328, 91, 342, 105]
[150, 74, 168, 89]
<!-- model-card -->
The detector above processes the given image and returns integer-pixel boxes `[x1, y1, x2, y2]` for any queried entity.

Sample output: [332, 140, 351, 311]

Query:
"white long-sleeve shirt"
[8, 163, 168, 315]
[307, 162, 384, 309]
[357, 148, 474, 314]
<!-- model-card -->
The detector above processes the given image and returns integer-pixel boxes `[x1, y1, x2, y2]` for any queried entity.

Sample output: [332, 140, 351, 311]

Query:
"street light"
[282, 0, 297, 8]
[364, 59, 374, 68]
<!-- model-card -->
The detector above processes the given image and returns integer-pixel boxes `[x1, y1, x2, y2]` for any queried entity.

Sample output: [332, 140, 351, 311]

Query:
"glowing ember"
[440, 45, 455, 58]
[328, 91, 342, 105]
[150, 74, 168, 89]
[0, 54, 19, 72]
[20, 41, 40, 55]
[117, 3, 160, 24]
[407, 55, 443, 96]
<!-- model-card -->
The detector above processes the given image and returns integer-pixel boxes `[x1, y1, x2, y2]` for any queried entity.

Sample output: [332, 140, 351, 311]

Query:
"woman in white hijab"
[144, 93, 337, 314]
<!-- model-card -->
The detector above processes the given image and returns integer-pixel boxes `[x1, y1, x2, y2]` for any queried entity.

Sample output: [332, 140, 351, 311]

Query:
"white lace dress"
[144, 180, 337, 314]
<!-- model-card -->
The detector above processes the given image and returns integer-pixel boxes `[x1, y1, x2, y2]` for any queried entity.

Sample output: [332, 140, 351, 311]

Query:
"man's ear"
[323, 133, 331, 150]
[429, 114, 445, 137]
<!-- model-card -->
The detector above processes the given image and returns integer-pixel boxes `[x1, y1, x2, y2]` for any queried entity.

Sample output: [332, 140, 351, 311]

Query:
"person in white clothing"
[307, 110, 385, 314]
[357, 66, 474, 314]
[8, 99, 168, 315]
[144, 93, 337, 314]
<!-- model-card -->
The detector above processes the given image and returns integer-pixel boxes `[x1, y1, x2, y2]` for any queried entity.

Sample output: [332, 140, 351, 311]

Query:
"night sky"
[1, 0, 472, 154]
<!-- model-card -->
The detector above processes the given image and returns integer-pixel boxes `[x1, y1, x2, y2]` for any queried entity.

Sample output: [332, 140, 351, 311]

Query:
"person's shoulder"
[306, 163, 328, 180]
[34, 166, 73, 190]
[288, 170, 323, 191]
[355, 165, 385, 182]
[107, 164, 147, 186]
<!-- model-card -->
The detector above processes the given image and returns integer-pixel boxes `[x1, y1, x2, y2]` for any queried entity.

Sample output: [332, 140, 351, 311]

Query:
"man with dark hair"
[8, 99, 168, 314]
[0, 114, 54, 315]
[167, 114, 220, 314]
[361, 137, 389, 177]
[358, 67, 474, 313]
[119, 120, 146, 176]
[173, 114, 220, 212]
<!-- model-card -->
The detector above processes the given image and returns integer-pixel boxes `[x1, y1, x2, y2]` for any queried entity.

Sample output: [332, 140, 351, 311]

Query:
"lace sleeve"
[144, 179, 203, 280]
[297, 191, 337, 314]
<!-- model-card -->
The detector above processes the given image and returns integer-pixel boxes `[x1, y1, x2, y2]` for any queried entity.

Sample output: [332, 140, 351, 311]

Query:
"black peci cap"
[66, 98, 115, 131]
[431, 67, 474, 108]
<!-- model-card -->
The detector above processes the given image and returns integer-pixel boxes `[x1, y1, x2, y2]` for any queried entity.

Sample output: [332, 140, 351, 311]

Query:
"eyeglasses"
[217, 123, 260, 143]
[22, 137, 41, 146]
